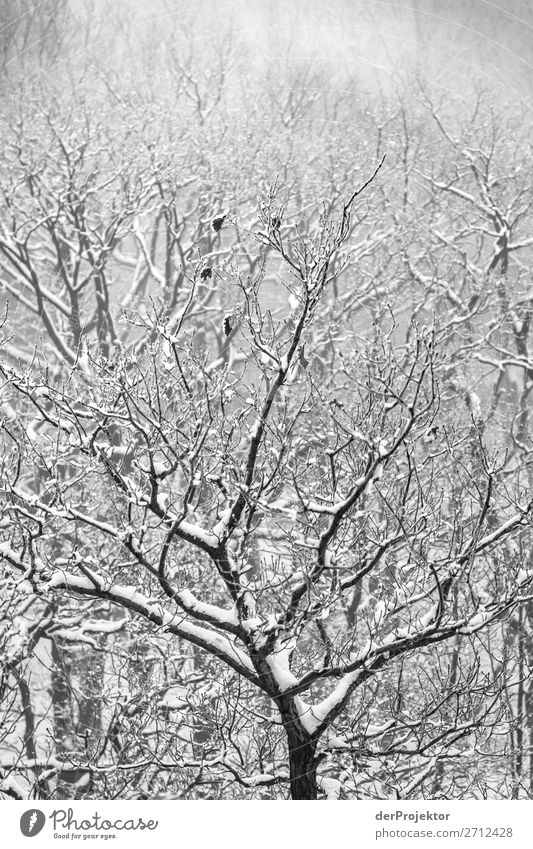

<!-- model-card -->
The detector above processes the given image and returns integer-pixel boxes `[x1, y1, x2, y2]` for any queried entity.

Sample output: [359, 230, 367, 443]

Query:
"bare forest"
[2, 0, 533, 801]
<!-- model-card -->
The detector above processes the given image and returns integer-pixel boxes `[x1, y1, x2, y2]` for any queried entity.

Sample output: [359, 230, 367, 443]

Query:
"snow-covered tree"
[3, 155, 533, 798]
[2, 1, 533, 802]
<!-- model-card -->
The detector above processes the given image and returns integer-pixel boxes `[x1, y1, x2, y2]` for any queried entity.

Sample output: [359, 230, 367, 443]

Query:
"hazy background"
[2, 1, 533, 110]
[58, 0, 533, 106]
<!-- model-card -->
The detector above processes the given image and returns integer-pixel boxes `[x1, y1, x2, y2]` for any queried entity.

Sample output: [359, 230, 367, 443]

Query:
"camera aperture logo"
[20, 810, 46, 837]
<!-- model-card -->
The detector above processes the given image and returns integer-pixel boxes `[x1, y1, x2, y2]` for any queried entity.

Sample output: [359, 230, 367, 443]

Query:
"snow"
[175, 588, 239, 628]
[48, 571, 104, 592]
[265, 652, 299, 693]
[173, 519, 220, 548]
[158, 685, 188, 711]
[82, 619, 129, 634]
[4, 632, 27, 661]
[318, 775, 342, 799]
[240, 616, 263, 633]
[363, 720, 395, 737]
[306, 485, 367, 515]
[0, 774, 27, 799]
[301, 670, 362, 733]
[0, 401, 17, 421]
[47, 572, 257, 676]
[212, 507, 233, 540]
[240, 772, 279, 787]
[373, 599, 387, 626]
[328, 735, 349, 749]
[417, 600, 440, 630]
[517, 568, 532, 585]
[0, 541, 46, 573]
[157, 493, 170, 509]
[294, 696, 314, 733]
[460, 609, 492, 634]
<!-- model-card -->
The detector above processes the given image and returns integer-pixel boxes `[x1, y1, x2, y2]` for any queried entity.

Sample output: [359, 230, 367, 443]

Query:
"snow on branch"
[44, 572, 259, 683]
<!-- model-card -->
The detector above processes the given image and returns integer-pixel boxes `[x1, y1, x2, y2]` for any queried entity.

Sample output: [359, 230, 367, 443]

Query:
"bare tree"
[2, 154, 533, 798]
[2, 1, 533, 800]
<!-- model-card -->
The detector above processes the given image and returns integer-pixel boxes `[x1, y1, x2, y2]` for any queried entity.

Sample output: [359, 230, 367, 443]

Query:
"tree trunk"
[287, 730, 318, 800]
